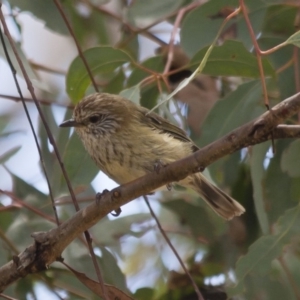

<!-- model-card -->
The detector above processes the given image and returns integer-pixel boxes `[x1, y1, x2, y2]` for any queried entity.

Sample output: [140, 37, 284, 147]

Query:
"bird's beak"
[59, 119, 80, 128]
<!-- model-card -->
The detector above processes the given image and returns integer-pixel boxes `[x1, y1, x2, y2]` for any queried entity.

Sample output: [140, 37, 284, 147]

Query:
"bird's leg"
[95, 189, 122, 216]
[153, 159, 172, 191]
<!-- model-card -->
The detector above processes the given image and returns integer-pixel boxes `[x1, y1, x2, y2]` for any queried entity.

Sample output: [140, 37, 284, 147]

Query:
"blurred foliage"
[1, 0, 300, 299]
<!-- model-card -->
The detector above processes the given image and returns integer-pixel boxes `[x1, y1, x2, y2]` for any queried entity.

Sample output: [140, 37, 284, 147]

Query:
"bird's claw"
[96, 190, 122, 216]
[95, 189, 110, 205]
[111, 207, 122, 217]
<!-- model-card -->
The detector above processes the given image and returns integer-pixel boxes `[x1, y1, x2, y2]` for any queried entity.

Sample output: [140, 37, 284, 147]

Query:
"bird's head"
[60, 93, 128, 137]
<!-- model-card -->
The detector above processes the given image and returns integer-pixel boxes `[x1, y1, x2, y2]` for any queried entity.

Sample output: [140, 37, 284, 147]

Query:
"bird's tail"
[183, 173, 245, 220]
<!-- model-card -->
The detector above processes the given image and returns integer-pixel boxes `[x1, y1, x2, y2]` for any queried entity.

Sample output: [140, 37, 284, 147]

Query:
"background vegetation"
[1, 0, 300, 299]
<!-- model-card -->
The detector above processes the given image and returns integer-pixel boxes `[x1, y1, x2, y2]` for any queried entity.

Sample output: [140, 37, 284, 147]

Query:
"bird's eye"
[89, 115, 100, 123]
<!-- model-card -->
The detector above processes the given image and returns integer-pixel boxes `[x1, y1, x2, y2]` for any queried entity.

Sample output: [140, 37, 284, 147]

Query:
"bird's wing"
[138, 106, 199, 152]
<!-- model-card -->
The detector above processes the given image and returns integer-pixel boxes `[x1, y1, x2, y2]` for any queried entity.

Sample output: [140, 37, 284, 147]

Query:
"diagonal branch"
[0, 92, 300, 292]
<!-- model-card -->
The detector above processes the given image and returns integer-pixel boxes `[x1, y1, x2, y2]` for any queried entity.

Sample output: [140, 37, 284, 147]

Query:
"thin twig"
[0, 227, 19, 255]
[86, 0, 166, 46]
[143, 196, 204, 300]
[0, 190, 57, 223]
[259, 41, 288, 56]
[276, 58, 294, 75]
[52, 0, 99, 93]
[240, 1, 269, 109]
[29, 61, 66, 75]
[294, 47, 300, 122]
[0, 19, 60, 226]
[0, 93, 73, 108]
[52, 1, 107, 297]
[0, 5, 107, 298]
[0, 294, 18, 300]
[240, 0, 276, 153]
[163, 1, 201, 75]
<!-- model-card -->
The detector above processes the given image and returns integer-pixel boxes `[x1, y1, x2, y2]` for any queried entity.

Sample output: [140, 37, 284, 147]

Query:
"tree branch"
[0, 92, 300, 292]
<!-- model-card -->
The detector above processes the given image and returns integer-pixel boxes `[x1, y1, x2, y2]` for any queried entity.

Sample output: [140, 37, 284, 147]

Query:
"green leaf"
[140, 85, 160, 110]
[90, 213, 151, 245]
[181, 0, 267, 56]
[258, 35, 296, 99]
[59, 132, 99, 193]
[10, 174, 54, 215]
[66, 47, 132, 103]
[38, 106, 61, 187]
[134, 288, 155, 300]
[233, 235, 283, 292]
[235, 1, 267, 50]
[281, 139, 300, 177]
[103, 69, 126, 94]
[275, 205, 300, 238]
[0, 146, 21, 164]
[285, 30, 300, 47]
[63, 240, 128, 291]
[12, 174, 48, 202]
[230, 205, 300, 296]
[181, 0, 236, 57]
[127, 56, 164, 87]
[190, 40, 275, 78]
[162, 199, 215, 241]
[199, 80, 265, 146]
[262, 4, 298, 36]
[127, 56, 163, 109]
[9, 0, 69, 35]
[15, 278, 35, 300]
[119, 85, 141, 104]
[7, 217, 54, 249]
[229, 271, 293, 300]
[128, 0, 184, 25]
[100, 247, 129, 292]
[67, 6, 110, 46]
[0, 35, 45, 90]
[265, 140, 297, 223]
[249, 143, 270, 235]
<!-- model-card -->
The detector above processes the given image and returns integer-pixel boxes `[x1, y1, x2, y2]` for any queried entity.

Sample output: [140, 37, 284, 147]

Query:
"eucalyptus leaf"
[59, 132, 99, 193]
[281, 139, 300, 177]
[127, 56, 164, 87]
[199, 80, 265, 146]
[90, 213, 151, 245]
[0, 34, 45, 90]
[7, 217, 54, 249]
[190, 40, 275, 78]
[119, 84, 141, 104]
[230, 205, 300, 296]
[100, 247, 128, 292]
[9, 0, 69, 35]
[265, 140, 297, 223]
[66, 47, 132, 103]
[0, 146, 21, 164]
[128, 0, 184, 25]
[162, 199, 215, 241]
[285, 30, 300, 48]
[12, 174, 48, 202]
[181, 0, 236, 57]
[249, 143, 270, 235]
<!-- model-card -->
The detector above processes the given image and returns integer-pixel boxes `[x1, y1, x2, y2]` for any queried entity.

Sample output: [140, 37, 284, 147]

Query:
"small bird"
[60, 93, 245, 220]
